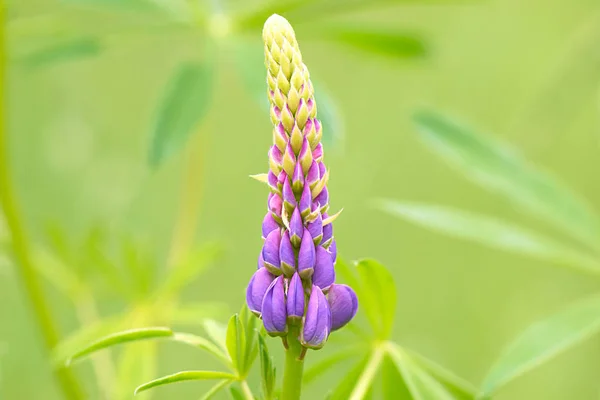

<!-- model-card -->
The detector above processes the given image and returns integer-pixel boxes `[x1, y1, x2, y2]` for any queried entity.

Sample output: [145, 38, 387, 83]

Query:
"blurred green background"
[2, 0, 600, 399]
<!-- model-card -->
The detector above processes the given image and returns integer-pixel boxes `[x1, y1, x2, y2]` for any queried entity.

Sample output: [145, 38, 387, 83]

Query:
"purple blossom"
[301, 285, 331, 349]
[327, 284, 358, 331]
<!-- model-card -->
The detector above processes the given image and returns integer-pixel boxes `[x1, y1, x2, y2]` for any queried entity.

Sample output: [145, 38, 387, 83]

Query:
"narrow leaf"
[134, 371, 236, 394]
[149, 61, 213, 167]
[66, 327, 173, 365]
[378, 201, 600, 275]
[226, 314, 246, 374]
[200, 380, 232, 400]
[329, 356, 370, 400]
[167, 302, 230, 326]
[240, 306, 259, 376]
[481, 294, 600, 396]
[356, 259, 396, 339]
[204, 319, 228, 353]
[115, 340, 157, 400]
[316, 25, 426, 59]
[258, 334, 276, 400]
[171, 333, 232, 368]
[13, 37, 101, 68]
[304, 347, 364, 384]
[413, 111, 600, 250]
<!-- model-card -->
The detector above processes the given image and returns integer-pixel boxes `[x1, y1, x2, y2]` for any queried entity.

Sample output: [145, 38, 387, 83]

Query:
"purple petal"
[298, 228, 316, 278]
[289, 207, 304, 246]
[301, 285, 331, 349]
[262, 229, 282, 274]
[262, 276, 288, 336]
[313, 245, 335, 290]
[299, 183, 311, 217]
[318, 161, 326, 178]
[268, 194, 282, 220]
[328, 239, 337, 264]
[258, 251, 264, 270]
[306, 161, 319, 188]
[313, 143, 323, 161]
[315, 187, 329, 210]
[287, 273, 305, 319]
[280, 231, 296, 276]
[298, 138, 312, 173]
[277, 170, 287, 190]
[292, 160, 304, 193]
[307, 213, 323, 244]
[246, 268, 276, 314]
[282, 175, 296, 209]
[267, 170, 278, 192]
[321, 214, 333, 247]
[328, 284, 358, 331]
[262, 212, 279, 239]
[269, 145, 283, 165]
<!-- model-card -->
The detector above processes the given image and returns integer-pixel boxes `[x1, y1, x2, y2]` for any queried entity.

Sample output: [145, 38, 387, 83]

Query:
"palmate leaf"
[303, 347, 364, 384]
[481, 294, 600, 397]
[413, 111, 600, 251]
[329, 355, 372, 400]
[149, 59, 214, 168]
[377, 201, 600, 275]
[313, 25, 427, 60]
[200, 379, 233, 400]
[258, 334, 276, 400]
[134, 371, 236, 395]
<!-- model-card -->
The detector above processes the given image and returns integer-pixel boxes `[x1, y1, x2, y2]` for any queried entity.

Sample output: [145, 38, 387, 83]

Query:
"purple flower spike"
[274, 122, 287, 152]
[287, 273, 305, 321]
[292, 159, 304, 193]
[262, 276, 288, 336]
[269, 145, 283, 173]
[306, 161, 319, 189]
[268, 193, 282, 221]
[282, 175, 296, 211]
[267, 170, 279, 192]
[321, 214, 333, 247]
[277, 171, 287, 192]
[313, 143, 323, 162]
[298, 138, 312, 173]
[246, 268, 276, 315]
[257, 251, 265, 270]
[262, 212, 279, 239]
[262, 229, 282, 275]
[298, 228, 316, 278]
[315, 187, 329, 211]
[289, 207, 304, 247]
[280, 231, 296, 276]
[313, 245, 335, 290]
[307, 213, 323, 244]
[301, 285, 331, 349]
[283, 142, 296, 178]
[318, 161, 326, 178]
[327, 284, 358, 331]
[299, 183, 312, 217]
[329, 239, 337, 264]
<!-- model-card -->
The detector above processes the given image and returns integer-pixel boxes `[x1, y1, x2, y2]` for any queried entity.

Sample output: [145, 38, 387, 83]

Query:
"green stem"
[281, 327, 305, 400]
[348, 343, 385, 400]
[240, 380, 254, 400]
[0, 4, 83, 399]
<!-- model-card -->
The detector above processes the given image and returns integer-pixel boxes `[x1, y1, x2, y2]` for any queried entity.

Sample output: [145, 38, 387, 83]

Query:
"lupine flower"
[246, 14, 358, 350]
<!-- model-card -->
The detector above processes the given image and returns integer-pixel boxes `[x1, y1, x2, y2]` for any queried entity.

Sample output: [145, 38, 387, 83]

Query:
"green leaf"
[13, 37, 101, 68]
[157, 243, 223, 298]
[33, 247, 82, 301]
[171, 332, 232, 368]
[204, 319, 228, 353]
[226, 314, 246, 375]
[481, 294, 600, 397]
[149, 61, 213, 167]
[329, 355, 370, 400]
[167, 302, 230, 326]
[200, 380, 233, 400]
[413, 111, 600, 251]
[66, 327, 173, 365]
[228, 385, 244, 400]
[387, 345, 456, 400]
[355, 259, 397, 339]
[258, 334, 276, 400]
[234, 0, 321, 31]
[316, 25, 426, 60]
[381, 353, 412, 399]
[240, 306, 259, 376]
[134, 371, 237, 395]
[312, 80, 344, 151]
[304, 347, 364, 385]
[114, 340, 157, 400]
[378, 201, 600, 275]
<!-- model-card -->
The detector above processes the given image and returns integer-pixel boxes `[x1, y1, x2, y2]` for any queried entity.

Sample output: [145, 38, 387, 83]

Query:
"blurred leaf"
[240, 306, 259, 376]
[200, 380, 233, 400]
[204, 319, 228, 353]
[304, 347, 364, 385]
[13, 36, 101, 68]
[66, 327, 173, 365]
[226, 314, 246, 375]
[413, 111, 600, 251]
[157, 242, 223, 299]
[315, 25, 426, 59]
[149, 61, 213, 167]
[167, 302, 230, 326]
[356, 259, 396, 339]
[312, 80, 344, 151]
[258, 334, 276, 400]
[228, 386, 245, 400]
[329, 355, 371, 400]
[481, 294, 600, 397]
[172, 332, 232, 368]
[234, 0, 321, 31]
[134, 371, 237, 395]
[378, 201, 600, 275]
[33, 247, 82, 301]
[115, 341, 157, 400]
[404, 348, 477, 399]
[381, 353, 412, 399]
[387, 345, 456, 400]
[53, 312, 131, 366]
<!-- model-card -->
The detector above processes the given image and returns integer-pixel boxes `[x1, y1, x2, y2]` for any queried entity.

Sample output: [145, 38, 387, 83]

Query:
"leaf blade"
[134, 371, 237, 395]
[481, 294, 600, 396]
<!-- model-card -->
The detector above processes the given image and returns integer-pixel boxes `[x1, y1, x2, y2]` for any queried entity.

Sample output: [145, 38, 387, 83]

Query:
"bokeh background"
[2, 0, 600, 399]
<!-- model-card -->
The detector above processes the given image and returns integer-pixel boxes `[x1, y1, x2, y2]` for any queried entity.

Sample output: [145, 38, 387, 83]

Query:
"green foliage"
[134, 371, 237, 395]
[258, 334, 276, 400]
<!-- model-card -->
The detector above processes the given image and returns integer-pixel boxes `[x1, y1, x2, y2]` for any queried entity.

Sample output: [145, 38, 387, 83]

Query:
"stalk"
[281, 327, 305, 400]
[0, 3, 84, 399]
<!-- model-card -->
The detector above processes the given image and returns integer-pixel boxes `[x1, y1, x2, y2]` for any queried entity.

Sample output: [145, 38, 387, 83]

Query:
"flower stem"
[240, 380, 254, 400]
[281, 327, 305, 400]
[0, 4, 83, 399]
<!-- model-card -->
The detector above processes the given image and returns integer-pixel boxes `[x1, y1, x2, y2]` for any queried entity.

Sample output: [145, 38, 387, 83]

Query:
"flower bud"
[262, 276, 288, 336]
[289, 207, 303, 247]
[298, 138, 312, 174]
[280, 231, 296, 276]
[321, 214, 333, 247]
[262, 229, 282, 275]
[282, 175, 296, 212]
[313, 142, 323, 162]
[306, 160, 319, 189]
[269, 145, 283, 174]
[299, 183, 312, 217]
[327, 284, 358, 331]
[246, 268, 276, 315]
[301, 285, 331, 349]
[287, 273, 305, 321]
[282, 143, 296, 178]
[292, 160, 304, 193]
[313, 245, 335, 290]
[262, 212, 279, 239]
[328, 239, 337, 264]
[273, 122, 287, 152]
[298, 228, 315, 278]
[307, 213, 323, 244]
